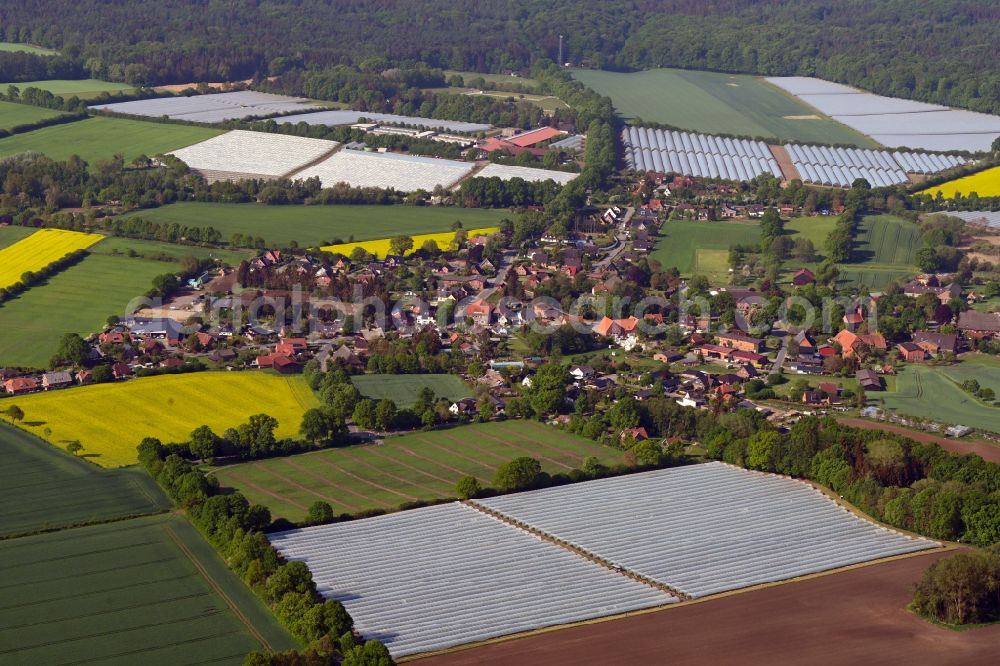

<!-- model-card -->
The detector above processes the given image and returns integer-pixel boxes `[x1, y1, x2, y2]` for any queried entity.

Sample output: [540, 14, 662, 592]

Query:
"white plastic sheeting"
[296, 149, 474, 191]
[621, 126, 781, 182]
[269, 503, 673, 657]
[783, 141, 967, 188]
[276, 109, 492, 133]
[168, 130, 339, 177]
[91, 91, 319, 122]
[478, 462, 937, 599]
[476, 164, 579, 185]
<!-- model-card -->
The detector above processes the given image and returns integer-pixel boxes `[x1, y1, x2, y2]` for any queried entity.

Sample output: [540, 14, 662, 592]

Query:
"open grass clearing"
[11, 372, 320, 468]
[573, 68, 876, 146]
[0, 100, 68, 132]
[874, 365, 1000, 433]
[0, 514, 294, 663]
[0, 228, 103, 289]
[0, 253, 170, 368]
[90, 235, 252, 266]
[0, 224, 36, 249]
[0, 116, 222, 165]
[0, 424, 167, 538]
[650, 219, 760, 280]
[9, 78, 135, 99]
[351, 374, 471, 406]
[0, 42, 57, 55]
[213, 421, 629, 521]
[120, 202, 511, 247]
[443, 70, 541, 90]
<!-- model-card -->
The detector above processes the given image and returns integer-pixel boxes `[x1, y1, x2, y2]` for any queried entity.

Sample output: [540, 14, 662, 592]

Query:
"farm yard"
[875, 365, 1000, 434]
[9, 78, 134, 99]
[168, 129, 339, 180]
[0, 253, 172, 368]
[117, 201, 511, 247]
[212, 420, 628, 521]
[0, 515, 294, 664]
[295, 149, 474, 191]
[269, 503, 671, 657]
[420, 550, 998, 666]
[277, 109, 491, 133]
[475, 163, 579, 184]
[321, 226, 497, 259]
[920, 166, 1000, 199]
[91, 90, 322, 123]
[574, 68, 875, 146]
[0, 425, 167, 538]
[9, 372, 320, 467]
[650, 219, 760, 281]
[0, 116, 222, 164]
[0, 228, 103, 289]
[0, 99, 68, 132]
[351, 373, 471, 406]
[767, 76, 1000, 152]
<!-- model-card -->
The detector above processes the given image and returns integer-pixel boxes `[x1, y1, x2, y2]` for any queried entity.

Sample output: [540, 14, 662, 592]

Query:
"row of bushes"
[0, 248, 88, 303]
[0, 111, 88, 139]
[136, 439, 393, 665]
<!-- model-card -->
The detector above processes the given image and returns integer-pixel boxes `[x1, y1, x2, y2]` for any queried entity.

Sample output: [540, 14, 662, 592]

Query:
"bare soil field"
[837, 417, 1000, 465]
[416, 550, 998, 665]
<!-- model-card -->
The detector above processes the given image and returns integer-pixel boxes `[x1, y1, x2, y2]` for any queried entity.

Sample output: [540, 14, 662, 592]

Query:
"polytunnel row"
[621, 126, 782, 181]
[785, 142, 967, 188]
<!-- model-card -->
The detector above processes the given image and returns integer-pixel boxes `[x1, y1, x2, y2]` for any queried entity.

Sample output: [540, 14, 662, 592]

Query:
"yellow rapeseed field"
[920, 166, 1000, 199]
[10, 372, 320, 467]
[0, 228, 104, 289]
[321, 227, 497, 258]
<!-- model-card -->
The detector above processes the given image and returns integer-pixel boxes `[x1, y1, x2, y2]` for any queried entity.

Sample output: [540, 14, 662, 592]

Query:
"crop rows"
[621, 126, 782, 181]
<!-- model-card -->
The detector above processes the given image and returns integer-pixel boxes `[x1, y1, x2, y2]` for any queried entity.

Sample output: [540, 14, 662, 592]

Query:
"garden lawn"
[0, 228, 104, 289]
[0, 253, 168, 368]
[351, 374, 472, 406]
[11, 372, 320, 468]
[0, 514, 294, 664]
[874, 365, 1000, 434]
[573, 68, 876, 146]
[0, 424, 167, 538]
[212, 420, 629, 521]
[0, 116, 222, 164]
[121, 202, 511, 248]
[11, 78, 135, 99]
[0, 100, 68, 132]
[651, 219, 760, 281]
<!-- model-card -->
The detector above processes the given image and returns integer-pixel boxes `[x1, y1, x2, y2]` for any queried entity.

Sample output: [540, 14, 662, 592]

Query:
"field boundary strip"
[164, 524, 273, 651]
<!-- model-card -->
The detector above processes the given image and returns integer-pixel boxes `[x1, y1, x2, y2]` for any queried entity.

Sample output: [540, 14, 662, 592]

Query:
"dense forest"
[1, 1, 999, 114]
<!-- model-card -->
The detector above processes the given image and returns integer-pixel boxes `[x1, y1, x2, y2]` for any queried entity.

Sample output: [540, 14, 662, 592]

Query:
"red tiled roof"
[507, 127, 564, 147]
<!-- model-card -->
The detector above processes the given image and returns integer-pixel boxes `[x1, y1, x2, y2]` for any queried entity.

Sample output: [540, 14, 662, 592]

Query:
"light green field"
[0, 514, 294, 664]
[785, 215, 837, 257]
[212, 420, 630, 521]
[0, 42, 57, 55]
[573, 68, 877, 146]
[0, 116, 221, 164]
[841, 215, 918, 290]
[0, 225, 35, 248]
[875, 365, 1000, 433]
[0, 252, 170, 368]
[0, 424, 167, 538]
[0, 100, 67, 131]
[351, 374, 472, 406]
[444, 70, 540, 90]
[91, 235, 252, 266]
[120, 202, 512, 247]
[10, 78, 135, 99]
[651, 219, 760, 280]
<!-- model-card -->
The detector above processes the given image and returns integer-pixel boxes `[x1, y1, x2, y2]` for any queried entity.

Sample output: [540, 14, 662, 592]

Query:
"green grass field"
[91, 235, 252, 266]
[213, 420, 629, 521]
[120, 202, 513, 247]
[10, 78, 135, 99]
[651, 219, 760, 281]
[0, 225, 35, 248]
[0, 252, 170, 368]
[0, 42, 57, 55]
[443, 70, 540, 90]
[351, 374, 472, 406]
[0, 425, 167, 538]
[0, 100, 67, 131]
[0, 514, 295, 664]
[573, 68, 877, 146]
[0, 116, 221, 165]
[875, 365, 1000, 433]
[840, 215, 918, 290]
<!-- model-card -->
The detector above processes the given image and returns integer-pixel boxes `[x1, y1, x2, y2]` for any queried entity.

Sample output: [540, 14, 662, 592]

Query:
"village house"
[716, 331, 763, 353]
[791, 268, 816, 286]
[912, 331, 960, 356]
[41, 371, 73, 390]
[856, 368, 882, 392]
[897, 342, 926, 362]
[4, 376, 38, 395]
[958, 311, 1000, 339]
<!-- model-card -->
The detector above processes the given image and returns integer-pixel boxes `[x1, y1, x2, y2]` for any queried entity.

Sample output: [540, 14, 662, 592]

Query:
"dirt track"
[416, 551, 999, 666]
[837, 417, 1000, 465]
